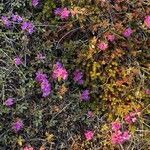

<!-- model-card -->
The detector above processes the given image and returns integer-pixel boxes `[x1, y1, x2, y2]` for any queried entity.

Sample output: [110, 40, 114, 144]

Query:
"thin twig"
[55, 27, 81, 50]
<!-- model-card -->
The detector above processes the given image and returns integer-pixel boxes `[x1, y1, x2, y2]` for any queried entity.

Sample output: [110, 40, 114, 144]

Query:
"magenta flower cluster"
[52, 62, 68, 80]
[111, 111, 140, 145]
[106, 34, 115, 42]
[123, 27, 133, 38]
[111, 121, 131, 144]
[97, 33, 116, 51]
[84, 130, 94, 141]
[144, 15, 150, 28]
[35, 71, 51, 97]
[1, 13, 34, 34]
[124, 111, 140, 124]
[97, 41, 108, 51]
[111, 130, 130, 145]
[35, 61, 90, 101]
[97, 27, 133, 51]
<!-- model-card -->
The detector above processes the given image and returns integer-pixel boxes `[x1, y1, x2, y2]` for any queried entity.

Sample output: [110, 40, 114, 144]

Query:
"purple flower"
[12, 119, 23, 132]
[55, 61, 63, 68]
[12, 14, 23, 23]
[21, 22, 28, 30]
[1, 16, 11, 27]
[73, 69, 83, 84]
[54, 8, 62, 15]
[80, 90, 90, 101]
[21, 21, 34, 34]
[4, 98, 14, 106]
[35, 71, 47, 83]
[41, 79, 51, 97]
[14, 57, 22, 65]
[123, 27, 133, 38]
[35, 71, 51, 97]
[32, 0, 39, 7]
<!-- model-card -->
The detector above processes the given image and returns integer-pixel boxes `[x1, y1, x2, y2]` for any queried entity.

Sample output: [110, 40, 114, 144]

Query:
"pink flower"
[111, 130, 130, 144]
[14, 57, 22, 65]
[123, 27, 133, 38]
[111, 130, 124, 144]
[4, 98, 14, 106]
[84, 130, 94, 141]
[54, 8, 70, 20]
[122, 131, 131, 141]
[124, 115, 132, 124]
[107, 34, 115, 42]
[130, 114, 137, 123]
[144, 15, 150, 28]
[111, 122, 121, 132]
[60, 8, 70, 20]
[52, 62, 68, 80]
[97, 42, 108, 51]
[145, 89, 150, 94]
[124, 112, 137, 124]
[23, 146, 34, 150]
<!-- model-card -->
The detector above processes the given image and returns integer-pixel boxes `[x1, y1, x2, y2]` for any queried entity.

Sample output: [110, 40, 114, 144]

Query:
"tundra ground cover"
[0, 0, 149, 149]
